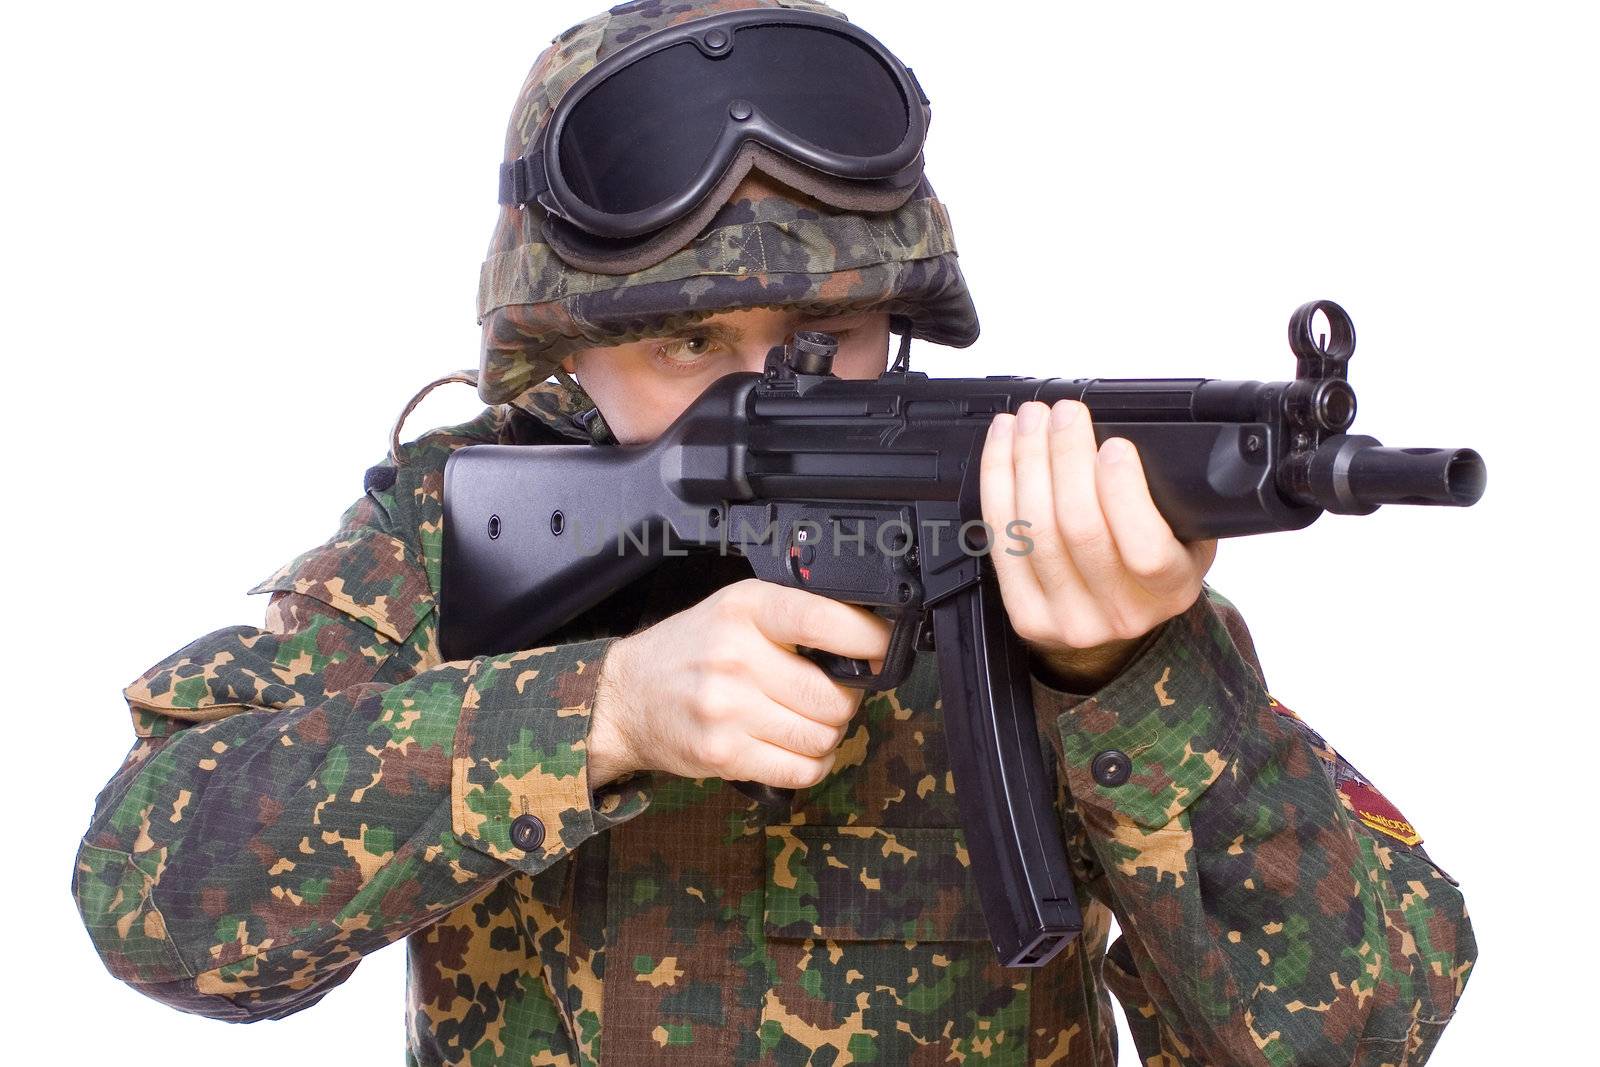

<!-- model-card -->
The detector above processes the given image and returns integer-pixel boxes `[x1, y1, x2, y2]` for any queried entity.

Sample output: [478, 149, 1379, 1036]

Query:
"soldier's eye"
[653, 334, 720, 370]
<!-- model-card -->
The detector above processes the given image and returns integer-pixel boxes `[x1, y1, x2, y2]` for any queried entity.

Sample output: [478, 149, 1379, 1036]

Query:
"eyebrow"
[660, 322, 745, 344]
[655, 312, 867, 347]
[801, 311, 869, 329]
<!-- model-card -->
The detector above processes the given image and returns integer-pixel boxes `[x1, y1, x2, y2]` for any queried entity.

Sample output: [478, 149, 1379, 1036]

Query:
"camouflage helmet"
[476, 0, 980, 406]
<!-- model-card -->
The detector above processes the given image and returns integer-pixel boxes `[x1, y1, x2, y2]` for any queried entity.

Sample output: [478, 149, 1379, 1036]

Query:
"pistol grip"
[740, 609, 921, 812]
[730, 780, 796, 809]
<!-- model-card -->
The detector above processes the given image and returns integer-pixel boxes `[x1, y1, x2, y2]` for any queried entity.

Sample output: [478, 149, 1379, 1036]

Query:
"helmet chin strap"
[889, 316, 913, 374]
[553, 364, 583, 395]
[552, 365, 614, 445]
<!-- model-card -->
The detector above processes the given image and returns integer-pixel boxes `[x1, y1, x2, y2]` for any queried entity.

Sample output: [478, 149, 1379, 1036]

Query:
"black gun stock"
[438, 301, 1485, 968]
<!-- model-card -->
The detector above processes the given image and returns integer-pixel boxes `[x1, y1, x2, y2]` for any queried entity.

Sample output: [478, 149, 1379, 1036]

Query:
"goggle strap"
[499, 149, 550, 208]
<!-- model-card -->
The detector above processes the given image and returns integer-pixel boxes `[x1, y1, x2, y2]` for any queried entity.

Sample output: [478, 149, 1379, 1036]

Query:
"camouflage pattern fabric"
[74, 375, 1475, 1065]
[476, 0, 981, 405]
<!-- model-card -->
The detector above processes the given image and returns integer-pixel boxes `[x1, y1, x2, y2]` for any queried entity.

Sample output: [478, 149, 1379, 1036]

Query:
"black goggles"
[499, 9, 930, 243]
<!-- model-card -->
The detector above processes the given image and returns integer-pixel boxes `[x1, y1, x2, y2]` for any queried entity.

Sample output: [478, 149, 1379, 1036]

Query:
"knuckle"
[1022, 533, 1066, 571]
[1102, 607, 1149, 643]
[1058, 620, 1105, 650]
[699, 645, 748, 680]
[770, 764, 803, 790]
[704, 599, 741, 630]
[1010, 612, 1054, 647]
[1167, 580, 1204, 616]
[1047, 420, 1084, 455]
[692, 678, 739, 723]
[789, 721, 839, 758]
[1060, 519, 1109, 555]
[823, 691, 861, 727]
[798, 765, 830, 789]
[696, 732, 738, 773]
[1108, 620, 1143, 643]
[1123, 549, 1172, 583]
[782, 758, 832, 790]
[715, 580, 762, 614]
[789, 596, 828, 642]
[1146, 569, 1191, 600]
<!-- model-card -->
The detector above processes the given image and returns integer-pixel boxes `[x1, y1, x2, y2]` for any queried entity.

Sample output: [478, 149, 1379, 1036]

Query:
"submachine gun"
[438, 300, 1486, 968]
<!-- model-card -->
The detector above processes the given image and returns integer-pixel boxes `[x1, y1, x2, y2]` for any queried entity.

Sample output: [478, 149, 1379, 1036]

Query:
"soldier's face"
[560, 308, 892, 445]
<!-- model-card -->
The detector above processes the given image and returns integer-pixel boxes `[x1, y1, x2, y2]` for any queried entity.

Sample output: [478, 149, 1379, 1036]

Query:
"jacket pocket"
[760, 825, 1026, 1062]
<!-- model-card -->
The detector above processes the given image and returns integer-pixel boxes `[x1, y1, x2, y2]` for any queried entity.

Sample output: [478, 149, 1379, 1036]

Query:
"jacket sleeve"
[1033, 586, 1475, 1067]
[71, 457, 652, 1023]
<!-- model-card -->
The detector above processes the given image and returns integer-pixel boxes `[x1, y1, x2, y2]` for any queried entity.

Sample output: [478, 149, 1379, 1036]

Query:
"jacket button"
[1092, 750, 1132, 787]
[510, 814, 546, 852]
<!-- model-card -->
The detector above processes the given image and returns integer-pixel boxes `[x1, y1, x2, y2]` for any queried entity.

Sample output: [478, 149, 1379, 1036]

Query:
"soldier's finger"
[740, 742, 837, 791]
[747, 699, 849, 759]
[1093, 437, 1194, 596]
[749, 643, 866, 727]
[1047, 401, 1123, 600]
[1011, 401, 1093, 601]
[980, 413, 1054, 635]
[749, 585, 892, 662]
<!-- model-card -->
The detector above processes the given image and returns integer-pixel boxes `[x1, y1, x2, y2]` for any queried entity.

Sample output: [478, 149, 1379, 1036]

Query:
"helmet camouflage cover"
[477, 0, 980, 406]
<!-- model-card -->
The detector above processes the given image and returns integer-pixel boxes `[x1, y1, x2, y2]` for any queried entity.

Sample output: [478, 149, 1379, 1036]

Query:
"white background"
[3, 1, 1594, 1063]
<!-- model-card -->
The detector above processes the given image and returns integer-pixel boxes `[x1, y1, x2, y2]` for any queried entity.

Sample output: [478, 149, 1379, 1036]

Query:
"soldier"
[72, 2, 1475, 1064]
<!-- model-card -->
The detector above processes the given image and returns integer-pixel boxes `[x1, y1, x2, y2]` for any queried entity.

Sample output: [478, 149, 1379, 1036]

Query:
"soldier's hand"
[980, 400, 1218, 690]
[587, 579, 892, 790]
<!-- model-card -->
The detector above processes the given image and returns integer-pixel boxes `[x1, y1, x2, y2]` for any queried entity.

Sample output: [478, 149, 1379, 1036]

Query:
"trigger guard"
[797, 606, 922, 692]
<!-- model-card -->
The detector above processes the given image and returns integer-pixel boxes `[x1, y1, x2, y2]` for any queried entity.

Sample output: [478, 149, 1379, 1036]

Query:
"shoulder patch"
[1338, 778, 1423, 847]
[1270, 695, 1424, 847]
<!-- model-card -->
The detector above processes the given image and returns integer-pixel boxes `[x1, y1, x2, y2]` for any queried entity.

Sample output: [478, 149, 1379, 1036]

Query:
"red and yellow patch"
[1338, 779, 1423, 847]
[1269, 695, 1423, 847]
[1267, 696, 1298, 720]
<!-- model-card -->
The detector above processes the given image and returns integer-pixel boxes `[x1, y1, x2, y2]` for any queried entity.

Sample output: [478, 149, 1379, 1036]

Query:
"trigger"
[796, 647, 872, 682]
[799, 606, 921, 692]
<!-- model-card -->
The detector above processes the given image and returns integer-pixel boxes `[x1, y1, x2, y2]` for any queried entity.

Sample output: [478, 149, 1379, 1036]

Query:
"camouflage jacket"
[74, 379, 1475, 1066]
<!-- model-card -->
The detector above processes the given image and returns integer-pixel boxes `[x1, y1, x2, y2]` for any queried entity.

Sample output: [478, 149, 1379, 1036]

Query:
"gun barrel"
[1302, 435, 1487, 514]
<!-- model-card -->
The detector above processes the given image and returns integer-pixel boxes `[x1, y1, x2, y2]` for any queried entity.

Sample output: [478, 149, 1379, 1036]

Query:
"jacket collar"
[506, 375, 616, 446]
